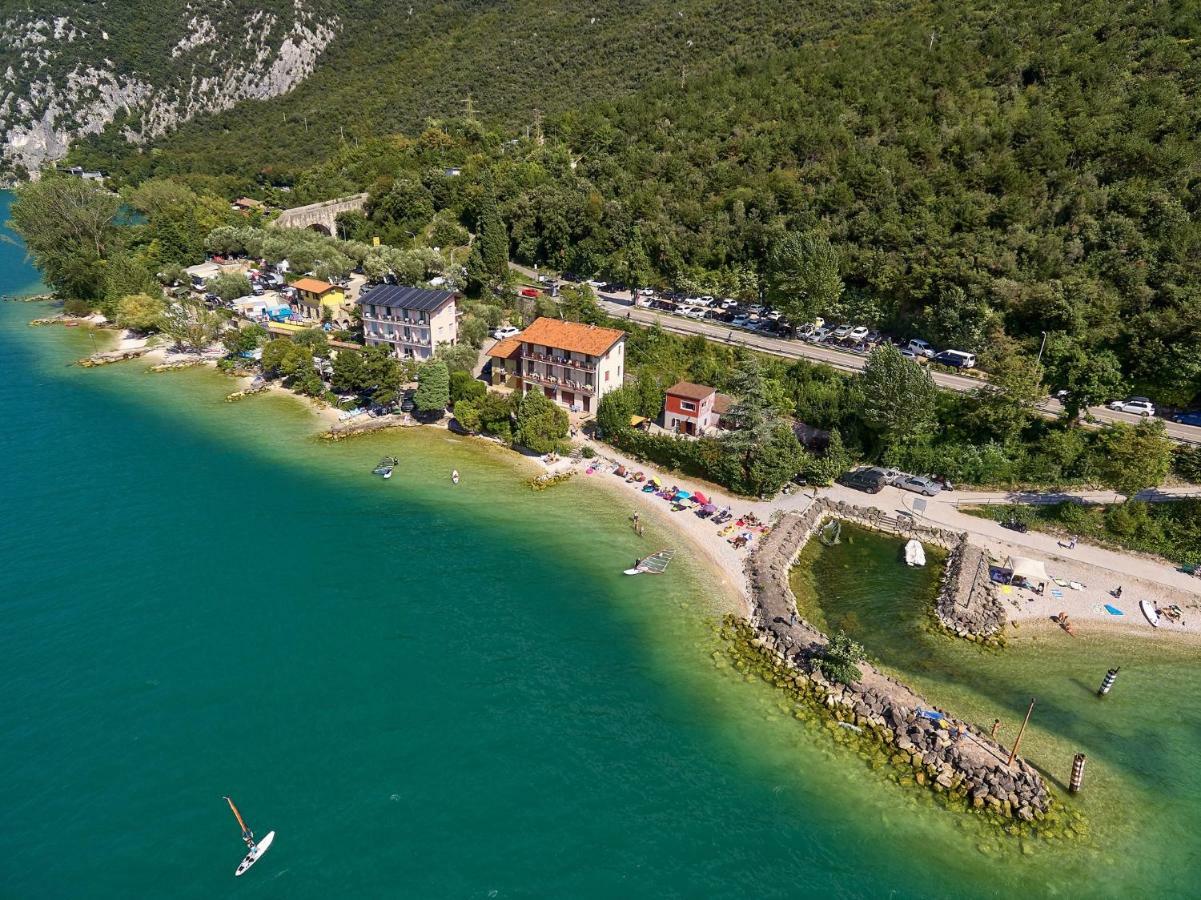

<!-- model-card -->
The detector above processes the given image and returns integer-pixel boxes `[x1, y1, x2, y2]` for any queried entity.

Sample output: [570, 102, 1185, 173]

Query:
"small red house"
[664, 381, 720, 436]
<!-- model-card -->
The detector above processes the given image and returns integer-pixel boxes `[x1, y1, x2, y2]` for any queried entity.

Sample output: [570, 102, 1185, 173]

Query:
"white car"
[682, 307, 707, 320]
[719, 299, 738, 310]
[1108, 397, 1156, 417]
[906, 338, 935, 358]
[810, 325, 833, 342]
[832, 324, 853, 339]
[492, 325, 521, 340]
[847, 325, 869, 342]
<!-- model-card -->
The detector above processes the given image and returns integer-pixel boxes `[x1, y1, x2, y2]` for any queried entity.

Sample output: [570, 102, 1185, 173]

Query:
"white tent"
[1005, 556, 1049, 583]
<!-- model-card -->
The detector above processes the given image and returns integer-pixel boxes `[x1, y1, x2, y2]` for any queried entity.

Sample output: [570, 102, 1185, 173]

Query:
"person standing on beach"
[990, 718, 1002, 739]
[1068, 535, 1078, 550]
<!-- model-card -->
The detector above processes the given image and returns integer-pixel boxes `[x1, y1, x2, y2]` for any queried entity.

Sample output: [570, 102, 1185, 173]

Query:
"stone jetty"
[743, 499, 1050, 821]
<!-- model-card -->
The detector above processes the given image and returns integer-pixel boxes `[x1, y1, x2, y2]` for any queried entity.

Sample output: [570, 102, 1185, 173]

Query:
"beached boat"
[904, 539, 926, 567]
[624, 548, 675, 575]
[451, 469, 460, 484]
[1140, 600, 1160, 628]
[223, 796, 274, 877]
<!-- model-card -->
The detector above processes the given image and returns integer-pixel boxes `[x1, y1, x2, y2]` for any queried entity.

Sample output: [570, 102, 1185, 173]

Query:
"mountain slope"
[0, 0, 339, 175]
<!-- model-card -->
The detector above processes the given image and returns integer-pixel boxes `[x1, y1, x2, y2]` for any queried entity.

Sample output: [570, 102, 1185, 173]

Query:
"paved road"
[509, 262, 1200, 444]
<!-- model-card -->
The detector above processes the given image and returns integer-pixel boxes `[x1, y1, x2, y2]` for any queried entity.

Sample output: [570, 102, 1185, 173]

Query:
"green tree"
[802, 428, 852, 485]
[414, 359, 450, 413]
[222, 323, 267, 356]
[292, 327, 331, 358]
[158, 298, 223, 350]
[919, 285, 994, 353]
[209, 272, 252, 302]
[477, 187, 509, 282]
[115, 293, 166, 332]
[719, 357, 805, 495]
[766, 231, 843, 327]
[9, 176, 120, 302]
[596, 385, 637, 438]
[857, 345, 938, 449]
[450, 370, 487, 404]
[331, 348, 366, 394]
[1052, 345, 1126, 421]
[818, 631, 867, 684]
[1093, 420, 1175, 498]
[103, 250, 161, 314]
[967, 350, 1045, 441]
[477, 391, 516, 440]
[436, 341, 479, 375]
[516, 389, 569, 453]
[360, 344, 402, 404]
[453, 397, 482, 432]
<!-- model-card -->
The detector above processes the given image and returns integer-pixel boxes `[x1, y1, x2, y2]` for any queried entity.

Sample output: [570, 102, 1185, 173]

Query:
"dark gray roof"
[358, 285, 457, 312]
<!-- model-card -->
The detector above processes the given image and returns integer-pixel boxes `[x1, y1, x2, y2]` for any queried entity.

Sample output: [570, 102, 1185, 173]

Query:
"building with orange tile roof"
[290, 277, 348, 325]
[487, 335, 524, 388]
[664, 381, 720, 435]
[518, 317, 626, 413]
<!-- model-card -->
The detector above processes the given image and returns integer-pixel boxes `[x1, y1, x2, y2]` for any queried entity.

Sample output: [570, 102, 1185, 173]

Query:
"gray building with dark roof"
[358, 285, 459, 360]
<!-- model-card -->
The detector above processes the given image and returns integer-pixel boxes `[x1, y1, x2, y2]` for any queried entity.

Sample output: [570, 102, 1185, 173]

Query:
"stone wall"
[743, 501, 1050, 820]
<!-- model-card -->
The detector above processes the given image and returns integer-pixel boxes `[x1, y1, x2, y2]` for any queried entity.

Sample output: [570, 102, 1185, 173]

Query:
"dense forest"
[57, 0, 1201, 409]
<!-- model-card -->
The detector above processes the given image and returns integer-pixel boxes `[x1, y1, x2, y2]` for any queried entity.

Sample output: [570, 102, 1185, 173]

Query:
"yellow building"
[291, 277, 348, 325]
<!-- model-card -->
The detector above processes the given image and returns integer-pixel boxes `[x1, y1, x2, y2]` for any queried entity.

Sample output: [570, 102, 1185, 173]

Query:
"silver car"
[898, 475, 942, 497]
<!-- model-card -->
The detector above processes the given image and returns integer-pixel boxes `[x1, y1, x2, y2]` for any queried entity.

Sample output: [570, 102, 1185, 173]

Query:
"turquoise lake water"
[2, 190, 1200, 897]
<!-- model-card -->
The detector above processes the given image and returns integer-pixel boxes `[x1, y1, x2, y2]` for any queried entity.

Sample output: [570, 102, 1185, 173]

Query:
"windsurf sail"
[635, 549, 675, 574]
[819, 520, 841, 546]
[224, 796, 253, 844]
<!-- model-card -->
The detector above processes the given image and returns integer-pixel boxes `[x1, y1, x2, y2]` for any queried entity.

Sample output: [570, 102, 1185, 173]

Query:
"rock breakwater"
[743, 500, 1051, 822]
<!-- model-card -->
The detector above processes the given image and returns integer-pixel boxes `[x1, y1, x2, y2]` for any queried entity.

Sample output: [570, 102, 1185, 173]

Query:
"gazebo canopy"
[1005, 556, 1049, 583]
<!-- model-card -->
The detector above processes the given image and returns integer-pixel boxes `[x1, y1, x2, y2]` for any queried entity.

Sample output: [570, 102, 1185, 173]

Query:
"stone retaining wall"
[743, 501, 1050, 820]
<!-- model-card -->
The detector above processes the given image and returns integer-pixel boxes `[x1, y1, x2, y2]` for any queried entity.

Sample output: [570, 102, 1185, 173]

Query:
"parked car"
[875, 468, 906, 486]
[720, 299, 739, 310]
[839, 467, 888, 494]
[906, 338, 935, 358]
[492, 325, 521, 340]
[897, 475, 943, 497]
[900, 348, 921, 361]
[831, 324, 853, 339]
[1108, 397, 1156, 417]
[1172, 410, 1201, 427]
[847, 325, 870, 342]
[730, 315, 752, 328]
[810, 325, 833, 342]
[932, 350, 977, 368]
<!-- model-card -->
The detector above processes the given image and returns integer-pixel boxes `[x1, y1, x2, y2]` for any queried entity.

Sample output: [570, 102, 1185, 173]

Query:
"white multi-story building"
[518, 317, 626, 414]
[358, 286, 458, 360]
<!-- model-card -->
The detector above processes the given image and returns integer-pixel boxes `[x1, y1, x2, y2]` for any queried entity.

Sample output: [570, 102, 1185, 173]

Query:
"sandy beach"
[85, 324, 1201, 643]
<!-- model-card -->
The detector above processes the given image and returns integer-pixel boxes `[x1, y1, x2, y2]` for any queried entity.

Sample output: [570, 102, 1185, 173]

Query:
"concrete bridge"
[273, 193, 368, 235]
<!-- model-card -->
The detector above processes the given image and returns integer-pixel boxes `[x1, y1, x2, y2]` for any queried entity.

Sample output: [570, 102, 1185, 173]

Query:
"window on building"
[680, 400, 696, 412]
[605, 371, 610, 382]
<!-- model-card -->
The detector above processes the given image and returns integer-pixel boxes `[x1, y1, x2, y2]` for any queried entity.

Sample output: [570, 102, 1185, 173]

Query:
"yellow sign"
[372, 236, 380, 247]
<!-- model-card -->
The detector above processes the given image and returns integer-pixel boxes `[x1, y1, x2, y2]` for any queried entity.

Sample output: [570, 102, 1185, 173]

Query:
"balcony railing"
[368, 330, 432, 346]
[522, 370, 595, 394]
[520, 349, 596, 371]
[363, 312, 429, 325]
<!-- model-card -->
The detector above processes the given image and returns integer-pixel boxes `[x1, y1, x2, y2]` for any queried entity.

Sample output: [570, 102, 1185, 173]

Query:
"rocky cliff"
[0, 1, 339, 176]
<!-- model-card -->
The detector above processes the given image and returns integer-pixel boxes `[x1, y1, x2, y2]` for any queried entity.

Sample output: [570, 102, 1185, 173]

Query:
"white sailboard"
[224, 796, 274, 877]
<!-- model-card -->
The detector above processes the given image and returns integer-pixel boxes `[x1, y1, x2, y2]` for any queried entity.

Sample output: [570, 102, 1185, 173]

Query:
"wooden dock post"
[1069, 753, 1086, 792]
[1098, 667, 1120, 696]
[1007, 698, 1036, 767]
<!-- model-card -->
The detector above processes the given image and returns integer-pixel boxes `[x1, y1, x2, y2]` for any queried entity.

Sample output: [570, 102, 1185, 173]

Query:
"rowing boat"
[1140, 599, 1160, 628]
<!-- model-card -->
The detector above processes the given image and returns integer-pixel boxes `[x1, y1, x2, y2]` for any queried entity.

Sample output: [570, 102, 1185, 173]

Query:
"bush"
[1173, 446, 1201, 483]
[450, 370, 486, 404]
[818, 631, 866, 685]
[581, 445, 596, 459]
[63, 297, 94, 316]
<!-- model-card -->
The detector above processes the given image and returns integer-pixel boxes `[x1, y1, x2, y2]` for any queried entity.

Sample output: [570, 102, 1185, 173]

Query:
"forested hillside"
[58, 0, 1201, 407]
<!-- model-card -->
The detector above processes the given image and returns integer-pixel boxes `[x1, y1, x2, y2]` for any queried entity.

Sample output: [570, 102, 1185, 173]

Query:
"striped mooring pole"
[1098, 667, 1121, 696]
[1070, 753, 1087, 793]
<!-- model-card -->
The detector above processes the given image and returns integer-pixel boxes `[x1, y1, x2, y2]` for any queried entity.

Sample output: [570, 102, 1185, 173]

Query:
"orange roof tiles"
[487, 336, 523, 359]
[666, 381, 716, 401]
[292, 277, 334, 294]
[519, 317, 624, 357]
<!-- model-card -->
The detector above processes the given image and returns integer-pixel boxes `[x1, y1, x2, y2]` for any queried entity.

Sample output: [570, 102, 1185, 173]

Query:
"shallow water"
[3, 194, 1201, 897]
[794, 524, 1201, 891]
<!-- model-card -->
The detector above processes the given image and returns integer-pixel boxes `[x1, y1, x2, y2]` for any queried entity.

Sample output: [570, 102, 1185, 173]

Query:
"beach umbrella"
[674, 490, 692, 500]
[649, 476, 661, 486]
[693, 491, 710, 505]
[701, 503, 718, 513]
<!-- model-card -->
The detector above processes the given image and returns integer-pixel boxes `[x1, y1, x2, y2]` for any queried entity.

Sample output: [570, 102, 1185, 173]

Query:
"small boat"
[1140, 600, 1160, 628]
[372, 456, 398, 476]
[904, 539, 926, 567]
[624, 548, 675, 575]
[223, 796, 274, 877]
[451, 469, 460, 484]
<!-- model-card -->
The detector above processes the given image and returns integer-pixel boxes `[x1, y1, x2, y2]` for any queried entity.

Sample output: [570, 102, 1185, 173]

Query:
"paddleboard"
[1140, 600, 1160, 628]
[623, 568, 642, 575]
[235, 831, 274, 877]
